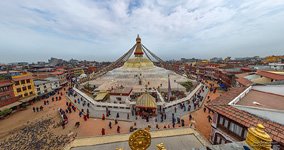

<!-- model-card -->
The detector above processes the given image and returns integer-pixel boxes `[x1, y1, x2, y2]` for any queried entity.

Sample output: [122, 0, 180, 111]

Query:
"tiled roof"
[236, 78, 253, 87]
[207, 87, 246, 106]
[206, 87, 284, 144]
[256, 71, 284, 80]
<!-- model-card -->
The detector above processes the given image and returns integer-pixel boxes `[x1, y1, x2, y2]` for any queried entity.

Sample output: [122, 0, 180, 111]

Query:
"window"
[116, 97, 122, 101]
[229, 122, 243, 137]
[243, 129, 248, 139]
[21, 80, 25, 84]
[44, 85, 47, 89]
[22, 86, 27, 91]
[29, 91, 33, 95]
[15, 81, 20, 85]
[28, 85, 31, 89]
[224, 119, 229, 128]
[24, 93, 28, 97]
[219, 116, 224, 125]
[17, 88, 21, 92]
[26, 79, 30, 83]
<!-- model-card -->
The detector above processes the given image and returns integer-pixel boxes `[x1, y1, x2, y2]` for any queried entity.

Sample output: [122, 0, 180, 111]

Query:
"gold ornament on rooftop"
[246, 124, 272, 150]
[156, 143, 167, 150]
[129, 129, 151, 150]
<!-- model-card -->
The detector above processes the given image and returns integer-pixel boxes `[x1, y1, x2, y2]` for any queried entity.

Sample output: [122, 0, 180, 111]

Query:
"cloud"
[0, 0, 284, 63]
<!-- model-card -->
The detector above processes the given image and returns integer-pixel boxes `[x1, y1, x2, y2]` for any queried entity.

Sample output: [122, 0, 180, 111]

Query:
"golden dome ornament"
[128, 129, 151, 150]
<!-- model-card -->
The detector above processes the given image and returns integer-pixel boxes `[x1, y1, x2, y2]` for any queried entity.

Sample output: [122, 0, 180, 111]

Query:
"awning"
[94, 92, 109, 101]
[0, 101, 22, 111]
[136, 93, 157, 108]
[19, 95, 36, 103]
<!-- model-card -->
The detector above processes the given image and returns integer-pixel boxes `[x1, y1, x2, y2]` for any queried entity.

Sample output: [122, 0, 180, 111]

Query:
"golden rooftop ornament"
[246, 124, 272, 150]
[129, 129, 151, 150]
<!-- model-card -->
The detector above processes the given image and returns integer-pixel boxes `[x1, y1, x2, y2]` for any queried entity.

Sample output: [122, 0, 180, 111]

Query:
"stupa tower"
[134, 34, 144, 57]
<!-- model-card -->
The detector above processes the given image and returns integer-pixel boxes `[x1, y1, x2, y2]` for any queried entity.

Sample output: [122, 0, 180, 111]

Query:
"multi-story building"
[11, 72, 36, 99]
[34, 80, 52, 96]
[206, 85, 284, 149]
[68, 67, 85, 78]
[34, 77, 61, 96]
[0, 76, 18, 108]
[236, 70, 284, 86]
[269, 63, 284, 70]
[50, 71, 67, 86]
[45, 77, 60, 90]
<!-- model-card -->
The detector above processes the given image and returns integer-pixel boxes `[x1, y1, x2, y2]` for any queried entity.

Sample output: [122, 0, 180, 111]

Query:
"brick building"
[0, 78, 18, 107]
[206, 85, 284, 149]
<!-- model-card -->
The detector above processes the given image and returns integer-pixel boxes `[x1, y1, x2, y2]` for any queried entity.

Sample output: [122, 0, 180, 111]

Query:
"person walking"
[109, 121, 112, 129]
[117, 126, 120, 133]
[32, 107, 35, 112]
[101, 128, 105, 135]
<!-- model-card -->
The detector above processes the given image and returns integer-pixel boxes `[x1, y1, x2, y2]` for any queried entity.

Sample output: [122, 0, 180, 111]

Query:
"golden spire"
[246, 124, 272, 150]
[134, 34, 144, 57]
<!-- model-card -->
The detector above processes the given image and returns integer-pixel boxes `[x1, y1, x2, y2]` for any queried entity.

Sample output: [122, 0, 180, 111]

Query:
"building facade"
[34, 77, 60, 96]
[0, 78, 18, 107]
[11, 72, 36, 99]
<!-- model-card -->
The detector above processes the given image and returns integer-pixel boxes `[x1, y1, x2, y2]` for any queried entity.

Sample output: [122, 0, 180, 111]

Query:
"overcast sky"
[0, 0, 284, 63]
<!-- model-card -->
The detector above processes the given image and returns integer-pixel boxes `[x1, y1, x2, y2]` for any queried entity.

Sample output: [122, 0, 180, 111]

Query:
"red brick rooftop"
[206, 87, 284, 145]
[256, 70, 284, 80]
[237, 89, 284, 110]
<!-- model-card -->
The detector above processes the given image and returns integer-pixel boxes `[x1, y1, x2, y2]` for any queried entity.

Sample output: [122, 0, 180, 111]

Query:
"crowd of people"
[0, 118, 75, 150]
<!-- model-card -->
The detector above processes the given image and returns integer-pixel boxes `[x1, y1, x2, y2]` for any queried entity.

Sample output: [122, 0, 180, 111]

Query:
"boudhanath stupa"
[88, 35, 192, 93]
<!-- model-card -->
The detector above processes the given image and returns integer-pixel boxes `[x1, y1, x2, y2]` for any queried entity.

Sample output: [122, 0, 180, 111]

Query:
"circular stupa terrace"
[88, 65, 190, 93]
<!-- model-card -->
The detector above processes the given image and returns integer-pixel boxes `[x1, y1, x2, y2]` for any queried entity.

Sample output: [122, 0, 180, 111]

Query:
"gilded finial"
[116, 148, 124, 150]
[245, 124, 272, 150]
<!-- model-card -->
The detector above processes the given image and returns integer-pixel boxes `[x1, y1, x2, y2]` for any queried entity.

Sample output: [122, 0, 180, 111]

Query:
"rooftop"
[34, 80, 48, 85]
[66, 128, 209, 150]
[206, 86, 284, 145]
[256, 70, 284, 80]
[236, 89, 284, 111]
[109, 87, 133, 95]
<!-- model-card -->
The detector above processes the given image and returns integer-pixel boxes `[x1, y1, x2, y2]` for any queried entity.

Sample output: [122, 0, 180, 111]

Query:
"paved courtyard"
[66, 85, 209, 129]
